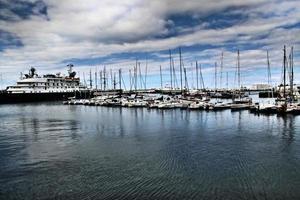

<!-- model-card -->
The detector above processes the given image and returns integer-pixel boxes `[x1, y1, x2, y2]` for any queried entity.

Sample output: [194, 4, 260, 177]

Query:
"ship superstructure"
[7, 64, 86, 94]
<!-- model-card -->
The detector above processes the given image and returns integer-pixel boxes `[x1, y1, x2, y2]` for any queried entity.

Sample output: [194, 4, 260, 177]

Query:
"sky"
[0, 0, 299, 89]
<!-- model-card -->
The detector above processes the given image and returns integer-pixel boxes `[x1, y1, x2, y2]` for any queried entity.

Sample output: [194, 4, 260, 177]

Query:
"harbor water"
[0, 102, 300, 199]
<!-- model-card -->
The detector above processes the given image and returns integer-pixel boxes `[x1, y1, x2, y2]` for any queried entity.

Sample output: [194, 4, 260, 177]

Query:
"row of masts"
[282, 45, 295, 102]
[78, 46, 294, 94]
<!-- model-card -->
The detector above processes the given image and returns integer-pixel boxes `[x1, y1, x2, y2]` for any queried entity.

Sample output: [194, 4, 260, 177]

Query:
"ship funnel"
[29, 67, 36, 78]
[67, 64, 76, 78]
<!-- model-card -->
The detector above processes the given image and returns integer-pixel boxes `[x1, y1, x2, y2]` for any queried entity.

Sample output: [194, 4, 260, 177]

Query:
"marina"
[0, 0, 300, 199]
[61, 46, 300, 116]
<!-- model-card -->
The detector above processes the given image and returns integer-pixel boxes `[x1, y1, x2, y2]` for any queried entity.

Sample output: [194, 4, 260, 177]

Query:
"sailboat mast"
[196, 61, 199, 90]
[267, 50, 271, 98]
[159, 65, 163, 89]
[237, 49, 241, 89]
[267, 50, 271, 85]
[184, 67, 188, 90]
[179, 47, 183, 92]
[110, 69, 113, 89]
[145, 58, 148, 90]
[290, 46, 294, 100]
[169, 50, 173, 90]
[283, 45, 286, 99]
[119, 69, 122, 90]
[215, 62, 217, 91]
[95, 71, 97, 90]
[220, 51, 223, 89]
[226, 72, 229, 90]
[89, 69, 92, 89]
[103, 66, 106, 91]
[199, 63, 205, 89]
[129, 69, 132, 91]
[100, 71, 102, 90]
[172, 58, 178, 89]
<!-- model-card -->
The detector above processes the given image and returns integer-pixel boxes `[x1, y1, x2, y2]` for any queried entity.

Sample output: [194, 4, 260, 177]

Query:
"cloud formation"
[0, 0, 299, 88]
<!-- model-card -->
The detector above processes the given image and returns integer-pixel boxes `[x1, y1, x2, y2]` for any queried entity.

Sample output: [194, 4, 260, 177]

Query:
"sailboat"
[230, 50, 252, 111]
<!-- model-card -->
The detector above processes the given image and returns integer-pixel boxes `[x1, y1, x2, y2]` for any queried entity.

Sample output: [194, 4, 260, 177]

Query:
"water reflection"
[0, 104, 299, 200]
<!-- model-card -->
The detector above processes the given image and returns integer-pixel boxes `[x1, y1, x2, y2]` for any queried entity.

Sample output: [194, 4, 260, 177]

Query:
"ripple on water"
[0, 104, 300, 199]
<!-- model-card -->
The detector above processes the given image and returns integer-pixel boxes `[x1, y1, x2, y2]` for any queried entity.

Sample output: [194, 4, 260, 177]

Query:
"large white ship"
[0, 64, 90, 103]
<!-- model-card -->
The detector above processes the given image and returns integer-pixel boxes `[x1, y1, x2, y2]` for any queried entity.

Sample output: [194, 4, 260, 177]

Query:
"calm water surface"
[0, 102, 300, 199]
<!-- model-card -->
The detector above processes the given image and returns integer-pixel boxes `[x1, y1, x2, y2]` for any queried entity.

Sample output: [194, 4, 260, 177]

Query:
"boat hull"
[0, 91, 91, 104]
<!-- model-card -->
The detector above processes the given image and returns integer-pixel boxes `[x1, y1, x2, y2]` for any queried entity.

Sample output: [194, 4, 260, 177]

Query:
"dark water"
[0, 103, 300, 200]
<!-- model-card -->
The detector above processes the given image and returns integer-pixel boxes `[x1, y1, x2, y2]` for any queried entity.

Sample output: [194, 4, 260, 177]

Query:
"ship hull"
[0, 91, 92, 104]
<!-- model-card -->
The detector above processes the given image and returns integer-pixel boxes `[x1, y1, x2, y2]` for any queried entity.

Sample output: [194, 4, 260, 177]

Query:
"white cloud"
[0, 0, 299, 88]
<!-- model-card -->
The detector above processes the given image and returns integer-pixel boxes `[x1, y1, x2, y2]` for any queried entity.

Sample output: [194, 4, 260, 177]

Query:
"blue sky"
[0, 0, 299, 89]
